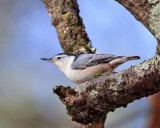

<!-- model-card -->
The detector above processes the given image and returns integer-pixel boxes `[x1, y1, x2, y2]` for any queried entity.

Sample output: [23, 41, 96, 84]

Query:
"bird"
[41, 53, 140, 84]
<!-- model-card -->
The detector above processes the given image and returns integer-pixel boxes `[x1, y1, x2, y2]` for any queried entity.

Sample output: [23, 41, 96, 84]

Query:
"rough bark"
[42, 0, 160, 126]
[41, 0, 96, 54]
[54, 55, 160, 124]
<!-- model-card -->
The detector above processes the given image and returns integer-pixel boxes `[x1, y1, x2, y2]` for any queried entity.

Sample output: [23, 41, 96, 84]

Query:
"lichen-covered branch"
[41, 0, 96, 54]
[54, 54, 160, 124]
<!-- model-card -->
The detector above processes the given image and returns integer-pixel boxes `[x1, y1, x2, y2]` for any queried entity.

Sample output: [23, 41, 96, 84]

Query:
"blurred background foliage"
[0, 0, 157, 128]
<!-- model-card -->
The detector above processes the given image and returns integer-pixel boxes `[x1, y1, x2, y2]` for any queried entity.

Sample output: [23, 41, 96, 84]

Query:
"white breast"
[64, 62, 107, 84]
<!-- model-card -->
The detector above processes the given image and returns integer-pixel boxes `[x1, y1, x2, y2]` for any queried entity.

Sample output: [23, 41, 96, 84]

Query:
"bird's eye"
[57, 57, 61, 60]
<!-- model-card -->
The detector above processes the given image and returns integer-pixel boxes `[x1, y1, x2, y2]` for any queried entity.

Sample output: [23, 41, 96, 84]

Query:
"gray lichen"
[109, 74, 123, 92]
[154, 53, 160, 68]
[109, 82, 118, 91]
[79, 47, 88, 53]
[115, 73, 123, 85]
[135, 53, 160, 70]
[86, 42, 97, 53]
[148, 1, 160, 39]
[79, 42, 97, 54]
[134, 60, 150, 70]
[90, 90, 98, 96]
[148, 0, 159, 4]
[73, 81, 90, 94]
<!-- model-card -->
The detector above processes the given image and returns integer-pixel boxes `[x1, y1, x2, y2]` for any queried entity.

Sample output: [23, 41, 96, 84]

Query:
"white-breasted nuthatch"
[41, 53, 140, 84]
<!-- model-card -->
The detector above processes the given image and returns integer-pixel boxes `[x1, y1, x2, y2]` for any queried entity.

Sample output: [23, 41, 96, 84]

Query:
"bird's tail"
[106, 55, 140, 72]
[126, 56, 141, 61]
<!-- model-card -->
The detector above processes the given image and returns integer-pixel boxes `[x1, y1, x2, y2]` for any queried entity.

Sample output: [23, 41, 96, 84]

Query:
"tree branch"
[54, 55, 160, 124]
[41, 0, 96, 54]
[42, 0, 160, 126]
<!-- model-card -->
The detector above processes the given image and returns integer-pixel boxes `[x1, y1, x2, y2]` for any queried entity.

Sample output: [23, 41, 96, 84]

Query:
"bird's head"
[41, 53, 76, 72]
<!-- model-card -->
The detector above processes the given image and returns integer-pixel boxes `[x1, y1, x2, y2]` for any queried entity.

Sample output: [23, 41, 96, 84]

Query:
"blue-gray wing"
[71, 54, 119, 69]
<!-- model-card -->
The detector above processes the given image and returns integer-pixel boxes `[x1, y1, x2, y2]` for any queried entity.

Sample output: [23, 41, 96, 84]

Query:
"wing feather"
[71, 54, 119, 69]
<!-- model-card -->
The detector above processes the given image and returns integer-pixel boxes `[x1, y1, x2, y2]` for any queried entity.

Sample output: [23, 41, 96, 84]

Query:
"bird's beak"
[40, 58, 52, 62]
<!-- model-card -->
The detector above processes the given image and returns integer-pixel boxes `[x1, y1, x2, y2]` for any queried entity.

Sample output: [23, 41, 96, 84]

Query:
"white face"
[51, 54, 75, 72]
[52, 54, 68, 65]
